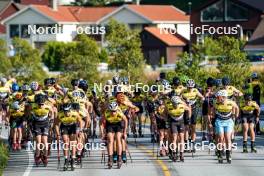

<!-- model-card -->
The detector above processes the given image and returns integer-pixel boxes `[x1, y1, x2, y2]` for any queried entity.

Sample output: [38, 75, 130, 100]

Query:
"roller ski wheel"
[243, 147, 248, 153]
[218, 157, 223, 164]
[251, 148, 257, 153]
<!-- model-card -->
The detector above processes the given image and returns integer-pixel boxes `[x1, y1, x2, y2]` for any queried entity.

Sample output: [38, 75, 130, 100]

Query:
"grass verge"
[0, 140, 9, 176]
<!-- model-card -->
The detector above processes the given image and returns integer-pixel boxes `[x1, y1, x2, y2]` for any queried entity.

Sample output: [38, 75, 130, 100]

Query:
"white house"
[1, 3, 190, 48]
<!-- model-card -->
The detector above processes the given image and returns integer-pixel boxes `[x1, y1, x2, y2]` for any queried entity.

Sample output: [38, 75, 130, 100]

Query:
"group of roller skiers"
[0, 71, 262, 170]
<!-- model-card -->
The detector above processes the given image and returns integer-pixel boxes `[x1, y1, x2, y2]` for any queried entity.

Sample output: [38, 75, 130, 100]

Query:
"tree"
[99, 48, 108, 63]
[173, 36, 250, 88]
[0, 39, 12, 76]
[216, 36, 250, 87]
[8, 38, 47, 82]
[62, 34, 100, 84]
[105, 19, 145, 83]
[42, 41, 76, 71]
[0, 38, 47, 82]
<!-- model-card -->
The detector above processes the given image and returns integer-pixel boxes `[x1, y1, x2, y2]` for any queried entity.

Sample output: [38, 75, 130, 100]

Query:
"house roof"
[127, 5, 189, 22]
[245, 17, 264, 50]
[144, 27, 187, 46]
[68, 6, 117, 23]
[2, 4, 189, 24]
[32, 5, 78, 22]
[0, 2, 25, 33]
[0, 0, 11, 13]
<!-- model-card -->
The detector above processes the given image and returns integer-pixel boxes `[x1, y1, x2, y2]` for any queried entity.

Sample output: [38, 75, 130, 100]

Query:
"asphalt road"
[2, 126, 264, 176]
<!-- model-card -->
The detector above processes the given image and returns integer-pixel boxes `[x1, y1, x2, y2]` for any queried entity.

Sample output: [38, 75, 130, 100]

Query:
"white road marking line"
[23, 149, 34, 176]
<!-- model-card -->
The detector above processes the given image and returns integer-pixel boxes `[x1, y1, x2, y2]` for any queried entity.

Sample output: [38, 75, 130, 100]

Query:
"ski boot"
[133, 132, 137, 138]
[117, 155, 122, 169]
[113, 152, 118, 163]
[42, 155, 48, 167]
[243, 141, 248, 153]
[77, 154, 82, 165]
[63, 158, 69, 171]
[108, 155, 113, 169]
[217, 150, 223, 164]
[122, 151, 127, 163]
[35, 155, 41, 167]
[138, 129, 143, 137]
[180, 152, 184, 162]
[251, 141, 257, 153]
[12, 142, 17, 151]
[168, 148, 172, 160]
[151, 134, 156, 143]
[17, 142, 22, 150]
[71, 157, 76, 171]
[172, 152, 177, 162]
[226, 150, 232, 164]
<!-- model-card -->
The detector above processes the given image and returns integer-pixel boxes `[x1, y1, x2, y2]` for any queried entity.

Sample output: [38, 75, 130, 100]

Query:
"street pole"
[188, 2, 192, 61]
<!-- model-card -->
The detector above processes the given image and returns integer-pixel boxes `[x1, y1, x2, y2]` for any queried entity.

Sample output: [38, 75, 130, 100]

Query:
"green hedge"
[0, 141, 8, 175]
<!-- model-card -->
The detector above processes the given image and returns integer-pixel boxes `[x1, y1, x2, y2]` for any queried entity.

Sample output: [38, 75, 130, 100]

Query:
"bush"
[0, 141, 8, 175]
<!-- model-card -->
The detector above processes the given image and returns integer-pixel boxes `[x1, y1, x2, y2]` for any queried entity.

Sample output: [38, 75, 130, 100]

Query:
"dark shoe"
[71, 158, 76, 171]
[172, 152, 177, 162]
[35, 155, 41, 166]
[63, 159, 69, 171]
[122, 151, 127, 163]
[77, 155, 82, 164]
[243, 142, 248, 153]
[226, 150, 232, 164]
[17, 143, 22, 150]
[151, 134, 156, 143]
[108, 155, 113, 169]
[251, 141, 257, 153]
[113, 152, 118, 163]
[12, 143, 17, 151]
[138, 129, 143, 137]
[217, 150, 223, 164]
[117, 155, 122, 169]
[180, 152, 184, 162]
[42, 155, 48, 167]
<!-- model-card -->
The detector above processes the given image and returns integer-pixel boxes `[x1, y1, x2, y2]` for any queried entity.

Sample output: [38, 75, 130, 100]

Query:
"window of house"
[225, 0, 249, 21]
[10, 25, 19, 38]
[201, 0, 224, 22]
[21, 24, 30, 38]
